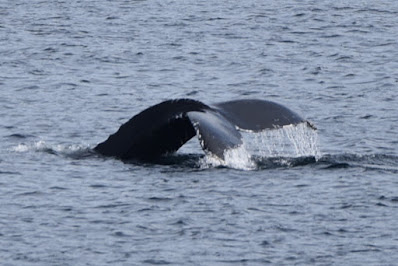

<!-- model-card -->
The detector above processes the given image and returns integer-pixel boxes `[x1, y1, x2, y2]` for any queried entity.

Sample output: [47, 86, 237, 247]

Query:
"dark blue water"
[1, 0, 398, 265]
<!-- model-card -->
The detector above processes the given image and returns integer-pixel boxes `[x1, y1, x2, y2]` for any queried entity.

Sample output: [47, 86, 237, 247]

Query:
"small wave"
[6, 133, 34, 139]
[255, 155, 317, 169]
[317, 153, 398, 173]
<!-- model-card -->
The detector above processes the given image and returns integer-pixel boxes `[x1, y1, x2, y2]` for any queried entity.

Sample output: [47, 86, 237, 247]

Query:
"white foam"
[200, 144, 256, 170]
[11, 140, 48, 152]
[10, 140, 91, 155]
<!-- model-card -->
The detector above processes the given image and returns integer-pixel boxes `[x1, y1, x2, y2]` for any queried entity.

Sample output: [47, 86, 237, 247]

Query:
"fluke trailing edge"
[95, 98, 315, 161]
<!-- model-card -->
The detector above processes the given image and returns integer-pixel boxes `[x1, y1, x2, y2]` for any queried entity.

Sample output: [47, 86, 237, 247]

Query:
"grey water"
[1, 0, 398, 265]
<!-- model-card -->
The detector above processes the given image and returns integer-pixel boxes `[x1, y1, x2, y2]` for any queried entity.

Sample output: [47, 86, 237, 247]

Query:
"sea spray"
[200, 144, 255, 170]
[11, 140, 92, 158]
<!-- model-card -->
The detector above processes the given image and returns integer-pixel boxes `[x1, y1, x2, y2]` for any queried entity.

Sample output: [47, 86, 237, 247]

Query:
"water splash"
[199, 122, 321, 170]
[243, 122, 321, 159]
[200, 144, 256, 170]
[11, 140, 51, 153]
[10, 140, 93, 158]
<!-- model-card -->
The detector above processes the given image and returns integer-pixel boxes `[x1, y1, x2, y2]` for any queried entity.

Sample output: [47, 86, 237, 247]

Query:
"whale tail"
[95, 98, 313, 161]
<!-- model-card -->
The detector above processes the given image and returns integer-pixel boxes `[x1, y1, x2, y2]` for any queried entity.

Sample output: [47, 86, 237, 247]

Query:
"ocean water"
[1, 0, 398, 265]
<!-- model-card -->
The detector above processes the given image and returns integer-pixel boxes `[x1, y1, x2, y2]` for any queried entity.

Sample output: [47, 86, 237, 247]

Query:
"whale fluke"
[95, 99, 208, 160]
[214, 99, 304, 131]
[95, 98, 313, 161]
[187, 110, 243, 159]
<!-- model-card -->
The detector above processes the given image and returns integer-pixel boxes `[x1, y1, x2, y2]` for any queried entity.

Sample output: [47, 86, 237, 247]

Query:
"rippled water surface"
[1, 0, 398, 265]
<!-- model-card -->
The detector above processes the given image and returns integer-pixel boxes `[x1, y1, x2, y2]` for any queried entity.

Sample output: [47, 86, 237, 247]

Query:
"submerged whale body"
[95, 98, 315, 161]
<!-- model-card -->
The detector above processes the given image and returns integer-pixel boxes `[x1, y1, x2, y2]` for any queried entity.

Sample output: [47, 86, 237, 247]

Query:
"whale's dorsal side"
[95, 98, 311, 161]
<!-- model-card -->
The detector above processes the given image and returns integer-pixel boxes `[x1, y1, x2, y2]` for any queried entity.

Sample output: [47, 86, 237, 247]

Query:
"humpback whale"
[95, 99, 315, 161]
